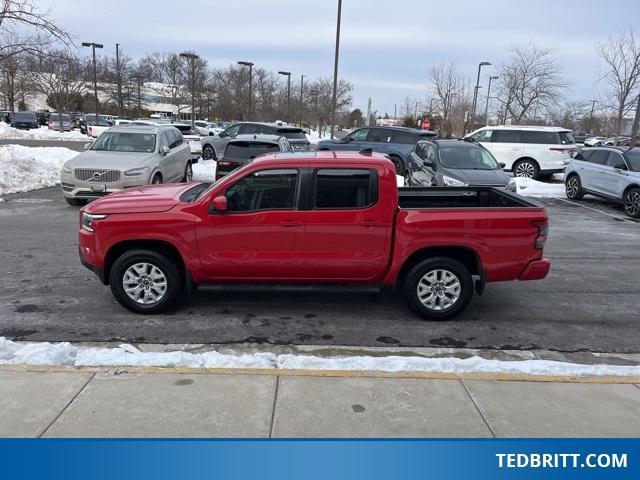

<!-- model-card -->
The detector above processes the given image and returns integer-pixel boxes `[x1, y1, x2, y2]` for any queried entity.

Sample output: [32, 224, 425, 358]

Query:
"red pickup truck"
[78, 151, 550, 320]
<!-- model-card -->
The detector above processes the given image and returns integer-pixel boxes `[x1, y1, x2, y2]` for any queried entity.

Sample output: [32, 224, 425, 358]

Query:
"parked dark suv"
[315, 126, 437, 174]
[202, 122, 310, 160]
[10, 111, 39, 130]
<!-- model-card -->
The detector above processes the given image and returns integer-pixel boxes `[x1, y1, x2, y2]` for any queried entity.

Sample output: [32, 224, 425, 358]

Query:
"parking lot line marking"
[0, 364, 638, 384]
[556, 198, 632, 222]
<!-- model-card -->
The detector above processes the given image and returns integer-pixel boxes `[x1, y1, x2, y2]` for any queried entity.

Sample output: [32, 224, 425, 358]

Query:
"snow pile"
[0, 122, 88, 141]
[1, 337, 639, 377]
[0, 145, 78, 195]
[514, 177, 565, 198]
[192, 159, 216, 182]
[306, 129, 332, 145]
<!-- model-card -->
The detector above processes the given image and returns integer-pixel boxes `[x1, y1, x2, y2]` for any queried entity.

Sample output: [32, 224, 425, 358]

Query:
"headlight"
[61, 164, 72, 175]
[508, 179, 518, 192]
[442, 175, 468, 187]
[81, 212, 107, 232]
[124, 166, 151, 176]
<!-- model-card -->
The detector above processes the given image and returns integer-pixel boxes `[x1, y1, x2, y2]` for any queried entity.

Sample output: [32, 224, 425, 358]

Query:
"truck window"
[225, 169, 298, 212]
[314, 169, 377, 209]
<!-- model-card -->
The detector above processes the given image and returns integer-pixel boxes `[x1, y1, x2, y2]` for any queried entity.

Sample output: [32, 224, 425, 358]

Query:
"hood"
[84, 183, 197, 214]
[65, 150, 156, 170]
[441, 167, 510, 185]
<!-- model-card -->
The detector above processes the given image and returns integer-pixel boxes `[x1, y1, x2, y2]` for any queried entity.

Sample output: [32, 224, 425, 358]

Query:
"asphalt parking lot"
[0, 186, 639, 353]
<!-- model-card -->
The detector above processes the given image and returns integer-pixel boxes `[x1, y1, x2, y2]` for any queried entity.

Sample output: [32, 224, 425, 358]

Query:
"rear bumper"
[519, 259, 551, 281]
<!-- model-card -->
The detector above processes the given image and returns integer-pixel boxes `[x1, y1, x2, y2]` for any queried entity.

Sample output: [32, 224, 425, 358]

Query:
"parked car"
[10, 111, 39, 130]
[131, 120, 202, 161]
[215, 134, 291, 180]
[572, 132, 589, 144]
[194, 120, 222, 136]
[35, 110, 51, 126]
[78, 150, 550, 319]
[616, 136, 633, 146]
[60, 124, 192, 206]
[48, 113, 73, 132]
[86, 115, 112, 138]
[583, 136, 612, 147]
[0, 110, 10, 123]
[406, 139, 516, 192]
[466, 125, 577, 180]
[202, 122, 310, 160]
[315, 126, 438, 174]
[565, 146, 640, 218]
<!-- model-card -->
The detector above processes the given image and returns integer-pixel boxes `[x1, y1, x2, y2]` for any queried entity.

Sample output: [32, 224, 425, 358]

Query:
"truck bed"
[398, 186, 539, 209]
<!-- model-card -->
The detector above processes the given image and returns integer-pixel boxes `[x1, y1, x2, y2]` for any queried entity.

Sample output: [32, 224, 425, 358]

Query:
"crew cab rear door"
[196, 168, 306, 279]
[302, 167, 392, 281]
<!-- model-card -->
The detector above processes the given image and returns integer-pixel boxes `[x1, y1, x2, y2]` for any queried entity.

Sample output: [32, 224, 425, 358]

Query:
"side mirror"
[83, 142, 92, 150]
[219, 132, 227, 138]
[210, 195, 228, 213]
[160, 146, 170, 155]
[499, 162, 506, 168]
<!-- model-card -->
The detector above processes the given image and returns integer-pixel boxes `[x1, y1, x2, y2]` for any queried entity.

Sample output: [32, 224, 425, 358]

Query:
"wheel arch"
[396, 246, 482, 289]
[514, 156, 540, 169]
[622, 183, 640, 197]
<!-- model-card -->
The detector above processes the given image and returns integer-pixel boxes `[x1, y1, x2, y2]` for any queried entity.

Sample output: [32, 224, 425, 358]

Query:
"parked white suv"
[467, 126, 577, 179]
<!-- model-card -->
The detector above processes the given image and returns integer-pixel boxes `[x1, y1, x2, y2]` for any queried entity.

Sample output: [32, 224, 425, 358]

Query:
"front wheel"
[565, 175, 584, 200]
[403, 257, 473, 320]
[109, 250, 183, 314]
[624, 188, 640, 218]
[513, 159, 540, 180]
[203, 145, 216, 160]
[389, 156, 404, 175]
[151, 173, 162, 185]
[182, 161, 193, 182]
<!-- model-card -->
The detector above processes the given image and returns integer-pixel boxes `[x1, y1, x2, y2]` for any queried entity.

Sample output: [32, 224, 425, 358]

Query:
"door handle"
[280, 221, 302, 227]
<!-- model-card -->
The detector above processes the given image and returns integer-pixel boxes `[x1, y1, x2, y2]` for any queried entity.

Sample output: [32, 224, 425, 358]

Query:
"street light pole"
[82, 41, 104, 123]
[180, 52, 200, 128]
[484, 75, 498, 125]
[471, 61, 491, 125]
[238, 61, 254, 120]
[588, 99, 596, 134]
[329, 0, 342, 139]
[299, 74, 305, 126]
[278, 71, 291, 123]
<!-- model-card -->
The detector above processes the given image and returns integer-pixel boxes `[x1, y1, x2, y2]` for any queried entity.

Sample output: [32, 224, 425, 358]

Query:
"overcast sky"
[39, 0, 635, 116]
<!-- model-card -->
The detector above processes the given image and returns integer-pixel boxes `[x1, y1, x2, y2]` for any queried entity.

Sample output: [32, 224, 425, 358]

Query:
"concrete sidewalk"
[1, 368, 640, 437]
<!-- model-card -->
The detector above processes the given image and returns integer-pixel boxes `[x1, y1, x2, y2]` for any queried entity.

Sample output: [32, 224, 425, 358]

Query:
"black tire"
[403, 257, 473, 321]
[404, 170, 412, 187]
[109, 249, 183, 314]
[513, 159, 540, 180]
[182, 161, 193, 182]
[151, 173, 162, 185]
[623, 188, 640, 218]
[389, 155, 404, 175]
[565, 174, 584, 200]
[64, 197, 87, 206]
[203, 144, 216, 160]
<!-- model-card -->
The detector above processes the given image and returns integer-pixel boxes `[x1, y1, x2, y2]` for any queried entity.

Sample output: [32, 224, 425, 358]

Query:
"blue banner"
[0, 439, 637, 479]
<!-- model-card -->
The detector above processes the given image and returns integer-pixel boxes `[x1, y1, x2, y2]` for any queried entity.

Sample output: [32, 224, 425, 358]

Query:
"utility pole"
[180, 51, 200, 127]
[299, 74, 305, 126]
[484, 75, 498, 125]
[329, 0, 342, 139]
[81, 42, 104, 123]
[393, 104, 397, 123]
[278, 71, 291, 123]
[429, 98, 435, 115]
[629, 94, 640, 147]
[115, 43, 123, 118]
[588, 99, 596, 134]
[237, 61, 254, 120]
[366, 97, 372, 126]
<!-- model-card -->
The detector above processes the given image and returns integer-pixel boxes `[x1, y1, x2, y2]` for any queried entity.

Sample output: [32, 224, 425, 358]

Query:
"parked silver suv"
[60, 124, 192, 206]
[564, 146, 640, 218]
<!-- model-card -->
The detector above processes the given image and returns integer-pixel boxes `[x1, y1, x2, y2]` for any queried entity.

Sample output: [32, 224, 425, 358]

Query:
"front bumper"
[78, 246, 106, 284]
[519, 259, 551, 281]
[61, 171, 152, 199]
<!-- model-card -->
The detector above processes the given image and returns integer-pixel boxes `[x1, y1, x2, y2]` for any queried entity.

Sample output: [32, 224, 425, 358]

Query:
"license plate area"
[90, 184, 106, 192]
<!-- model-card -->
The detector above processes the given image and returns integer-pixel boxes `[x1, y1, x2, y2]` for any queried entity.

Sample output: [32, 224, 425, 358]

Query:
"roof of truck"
[253, 149, 392, 167]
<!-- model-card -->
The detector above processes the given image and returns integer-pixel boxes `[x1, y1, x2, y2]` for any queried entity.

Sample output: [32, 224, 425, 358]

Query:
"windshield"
[15, 113, 36, 121]
[439, 145, 500, 170]
[624, 149, 640, 171]
[224, 142, 280, 159]
[278, 129, 307, 140]
[91, 132, 156, 153]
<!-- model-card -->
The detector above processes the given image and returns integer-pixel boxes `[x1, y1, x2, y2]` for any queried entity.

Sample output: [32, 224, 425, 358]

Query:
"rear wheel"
[203, 145, 216, 160]
[624, 188, 640, 218]
[389, 155, 404, 175]
[109, 250, 183, 314]
[513, 159, 540, 180]
[151, 173, 162, 185]
[565, 175, 584, 200]
[182, 161, 193, 182]
[403, 257, 473, 321]
[64, 197, 87, 206]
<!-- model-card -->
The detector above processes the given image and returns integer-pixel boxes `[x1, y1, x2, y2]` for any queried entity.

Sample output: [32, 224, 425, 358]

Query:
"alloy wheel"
[566, 177, 579, 198]
[185, 163, 193, 182]
[625, 191, 640, 217]
[515, 162, 535, 178]
[122, 262, 168, 305]
[416, 269, 461, 311]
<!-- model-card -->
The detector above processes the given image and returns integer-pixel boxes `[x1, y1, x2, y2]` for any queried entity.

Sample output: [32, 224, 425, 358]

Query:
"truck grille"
[74, 169, 121, 183]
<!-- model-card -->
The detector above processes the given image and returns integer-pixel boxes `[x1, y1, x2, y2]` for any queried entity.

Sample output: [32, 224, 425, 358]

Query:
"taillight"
[532, 220, 548, 250]
[88, 126, 92, 136]
[549, 147, 571, 154]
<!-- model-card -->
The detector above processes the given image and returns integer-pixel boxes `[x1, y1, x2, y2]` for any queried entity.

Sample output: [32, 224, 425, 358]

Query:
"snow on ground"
[192, 159, 216, 182]
[1, 337, 638, 377]
[0, 145, 78, 195]
[307, 129, 332, 145]
[514, 177, 565, 198]
[0, 122, 88, 141]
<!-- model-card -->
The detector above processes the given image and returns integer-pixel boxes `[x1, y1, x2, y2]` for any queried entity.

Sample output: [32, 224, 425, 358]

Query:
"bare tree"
[0, 0, 72, 62]
[429, 62, 463, 129]
[0, 49, 32, 112]
[497, 43, 566, 123]
[139, 52, 189, 116]
[306, 77, 352, 136]
[547, 100, 591, 131]
[596, 29, 640, 142]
